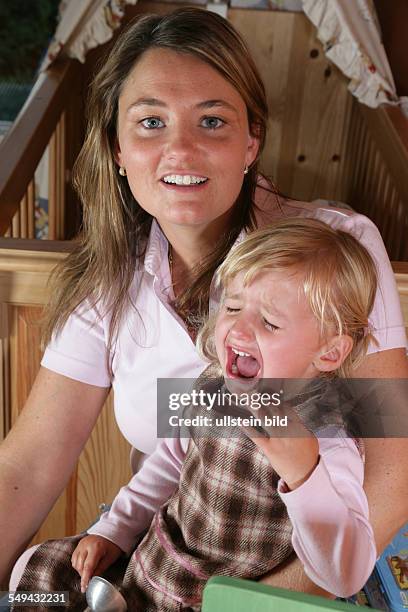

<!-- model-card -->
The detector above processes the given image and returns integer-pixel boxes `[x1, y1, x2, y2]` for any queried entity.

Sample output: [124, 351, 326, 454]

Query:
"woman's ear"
[246, 124, 261, 167]
[314, 335, 354, 373]
[114, 138, 123, 167]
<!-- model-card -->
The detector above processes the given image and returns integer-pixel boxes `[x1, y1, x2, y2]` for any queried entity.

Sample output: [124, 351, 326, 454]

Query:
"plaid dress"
[14, 369, 358, 611]
[13, 437, 292, 611]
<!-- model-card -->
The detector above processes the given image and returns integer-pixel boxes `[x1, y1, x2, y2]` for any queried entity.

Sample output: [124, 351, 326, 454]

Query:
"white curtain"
[302, 0, 408, 114]
[39, 0, 138, 72]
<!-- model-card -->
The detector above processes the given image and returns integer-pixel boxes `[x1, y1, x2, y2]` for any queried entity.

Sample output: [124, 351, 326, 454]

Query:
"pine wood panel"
[229, 10, 353, 202]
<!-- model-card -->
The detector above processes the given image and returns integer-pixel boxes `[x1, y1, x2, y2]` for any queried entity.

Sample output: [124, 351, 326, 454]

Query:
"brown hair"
[42, 7, 270, 366]
[198, 218, 378, 377]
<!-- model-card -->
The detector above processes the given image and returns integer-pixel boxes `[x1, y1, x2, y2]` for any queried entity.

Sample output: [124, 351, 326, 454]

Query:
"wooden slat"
[19, 195, 28, 239]
[393, 262, 408, 334]
[59, 113, 66, 239]
[0, 303, 9, 442]
[0, 60, 79, 235]
[27, 180, 35, 239]
[11, 209, 20, 239]
[48, 130, 57, 240]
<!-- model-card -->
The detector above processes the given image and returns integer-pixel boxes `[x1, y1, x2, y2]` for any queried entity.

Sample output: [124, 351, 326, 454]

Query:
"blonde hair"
[42, 7, 272, 364]
[198, 218, 378, 377]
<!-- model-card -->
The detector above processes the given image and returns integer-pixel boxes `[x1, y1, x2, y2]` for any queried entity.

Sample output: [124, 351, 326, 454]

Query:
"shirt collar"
[143, 219, 169, 277]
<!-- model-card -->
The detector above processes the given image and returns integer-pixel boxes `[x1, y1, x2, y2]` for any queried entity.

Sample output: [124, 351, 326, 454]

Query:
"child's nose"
[230, 315, 255, 341]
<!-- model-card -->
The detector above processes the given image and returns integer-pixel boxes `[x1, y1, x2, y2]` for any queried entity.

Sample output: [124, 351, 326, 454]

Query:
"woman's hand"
[71, 534, 123, 593]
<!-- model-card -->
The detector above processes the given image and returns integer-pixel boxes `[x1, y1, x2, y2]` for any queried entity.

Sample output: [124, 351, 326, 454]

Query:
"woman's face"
[116, 48, 259, 238]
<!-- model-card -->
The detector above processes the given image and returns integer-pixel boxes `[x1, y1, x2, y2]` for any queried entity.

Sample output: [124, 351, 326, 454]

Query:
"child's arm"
[278, 436, 376, 598]
[71, 436, 188, 587]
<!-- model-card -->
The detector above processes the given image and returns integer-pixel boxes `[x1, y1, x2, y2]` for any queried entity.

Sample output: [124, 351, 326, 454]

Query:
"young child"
[12, 218, 378, 611]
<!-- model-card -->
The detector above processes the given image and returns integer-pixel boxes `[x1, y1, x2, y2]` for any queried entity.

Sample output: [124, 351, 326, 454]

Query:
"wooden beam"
[0, 241, 71, 305]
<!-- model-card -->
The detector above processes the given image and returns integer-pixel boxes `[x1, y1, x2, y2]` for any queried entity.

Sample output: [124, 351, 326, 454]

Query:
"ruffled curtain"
[39, 0, 138, 72]
[302, 0, 408, 114]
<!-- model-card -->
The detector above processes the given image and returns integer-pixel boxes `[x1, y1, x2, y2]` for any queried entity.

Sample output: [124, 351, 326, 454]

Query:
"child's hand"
[250, 429, 319, 491]
[71, 534, 123, 593]
[244, 399, 319, 491]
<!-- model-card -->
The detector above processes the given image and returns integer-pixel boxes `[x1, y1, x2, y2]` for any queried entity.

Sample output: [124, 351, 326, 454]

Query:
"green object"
[202, 577, 380, 611]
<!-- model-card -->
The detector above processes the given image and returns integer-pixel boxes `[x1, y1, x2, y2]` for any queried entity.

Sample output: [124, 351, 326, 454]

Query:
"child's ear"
[314, 335, 353, 373]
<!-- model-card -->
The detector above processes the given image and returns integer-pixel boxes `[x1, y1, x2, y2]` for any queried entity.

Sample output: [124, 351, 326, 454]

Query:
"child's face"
[215, 269, 330, 384]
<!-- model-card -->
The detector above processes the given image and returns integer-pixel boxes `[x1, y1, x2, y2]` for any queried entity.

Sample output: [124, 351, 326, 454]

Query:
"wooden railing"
[0, 239, 131, 540]
[0, 59, 82, 240]
[346, 104, 408, 261]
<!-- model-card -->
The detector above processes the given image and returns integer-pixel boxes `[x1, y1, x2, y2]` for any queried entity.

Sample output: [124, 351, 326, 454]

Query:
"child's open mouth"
[226, 346, 261, 379]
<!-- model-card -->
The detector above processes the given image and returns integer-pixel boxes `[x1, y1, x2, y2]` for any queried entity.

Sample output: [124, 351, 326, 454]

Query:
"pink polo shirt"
[41, 191, 407, 454]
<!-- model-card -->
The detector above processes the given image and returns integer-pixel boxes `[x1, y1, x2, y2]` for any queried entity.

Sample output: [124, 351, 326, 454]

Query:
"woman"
[2, 7, 407, 594]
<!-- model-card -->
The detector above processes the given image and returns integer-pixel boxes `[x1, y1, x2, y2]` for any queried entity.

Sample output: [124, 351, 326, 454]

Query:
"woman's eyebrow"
[126, 97, 166, 113]
[197, 99, 238, 115]
[126, 97, 238, 115]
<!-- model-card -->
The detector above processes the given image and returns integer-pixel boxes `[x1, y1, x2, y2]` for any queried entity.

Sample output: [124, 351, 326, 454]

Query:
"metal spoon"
[85, 576, 127, 611]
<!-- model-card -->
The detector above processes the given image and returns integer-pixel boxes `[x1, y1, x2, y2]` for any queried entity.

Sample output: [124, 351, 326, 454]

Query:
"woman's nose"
[165, 125, 196, 160]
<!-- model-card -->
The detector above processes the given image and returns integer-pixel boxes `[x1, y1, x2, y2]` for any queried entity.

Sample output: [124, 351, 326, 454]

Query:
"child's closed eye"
[263, 317, 279, 331]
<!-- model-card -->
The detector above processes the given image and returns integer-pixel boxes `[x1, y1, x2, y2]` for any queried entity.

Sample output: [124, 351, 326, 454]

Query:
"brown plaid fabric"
[14, 368, 361, 611]
[13, 534, 182, 612]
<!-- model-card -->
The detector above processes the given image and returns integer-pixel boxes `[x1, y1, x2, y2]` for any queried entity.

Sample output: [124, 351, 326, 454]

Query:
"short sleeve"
[41, 300, 112, 387]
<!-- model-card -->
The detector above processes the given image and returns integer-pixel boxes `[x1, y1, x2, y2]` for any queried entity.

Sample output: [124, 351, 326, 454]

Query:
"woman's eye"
[201, 116, 225, 130]
[140, 117, 164, 129]
[225, 306, 240, 313]
[263, 318, 278, 331]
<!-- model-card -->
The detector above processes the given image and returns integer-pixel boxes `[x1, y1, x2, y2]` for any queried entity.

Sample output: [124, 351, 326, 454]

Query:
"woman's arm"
[355, 347, 408, 552]
[0, 366, 109, 584]
[260, 347, 408, 596]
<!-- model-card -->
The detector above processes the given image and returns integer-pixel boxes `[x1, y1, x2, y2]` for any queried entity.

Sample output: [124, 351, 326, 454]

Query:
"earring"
[119, 167, 127, 176]
[244, 165, 249, 175]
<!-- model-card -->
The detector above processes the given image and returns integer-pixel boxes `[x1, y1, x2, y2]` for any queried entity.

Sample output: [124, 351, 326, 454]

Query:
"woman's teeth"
[163, 175, 207, 185]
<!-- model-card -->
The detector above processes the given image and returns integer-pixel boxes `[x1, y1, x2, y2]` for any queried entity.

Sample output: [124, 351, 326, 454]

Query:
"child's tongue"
[236, 355, 259, 378]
